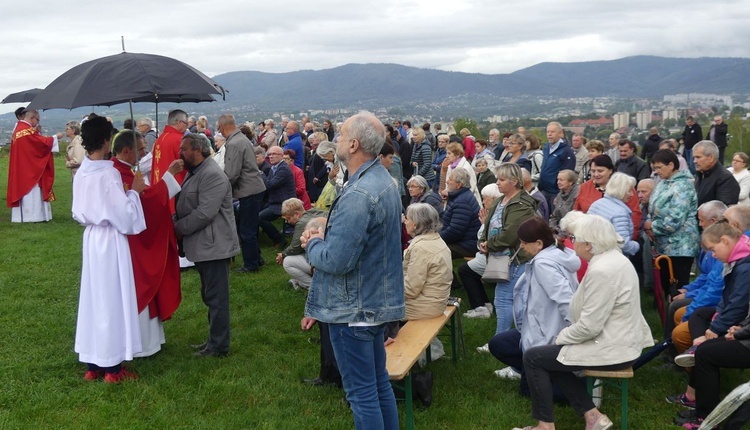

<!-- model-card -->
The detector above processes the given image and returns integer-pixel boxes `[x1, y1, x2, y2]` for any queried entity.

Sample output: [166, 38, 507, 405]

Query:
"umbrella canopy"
[2, 88, 43, 104]
[27, 52, 225, 110]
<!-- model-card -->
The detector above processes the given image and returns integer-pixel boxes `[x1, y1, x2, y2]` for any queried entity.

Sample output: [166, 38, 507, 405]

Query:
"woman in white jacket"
[730, 152, 750, 205]
[513, 214, 653, 430]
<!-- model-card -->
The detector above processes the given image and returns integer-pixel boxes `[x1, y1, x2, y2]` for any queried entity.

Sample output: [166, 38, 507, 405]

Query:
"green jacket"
[481, 190, 538, 263]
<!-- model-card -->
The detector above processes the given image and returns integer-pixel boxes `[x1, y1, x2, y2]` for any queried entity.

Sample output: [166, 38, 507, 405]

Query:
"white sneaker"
[288, 279, 300, 290]
[484, 303, 494, 315]
[592, 379, 603, 408]
[476, 343, 490, 353]
[494, 367, 521, 380]
[464, 306, 491, 319]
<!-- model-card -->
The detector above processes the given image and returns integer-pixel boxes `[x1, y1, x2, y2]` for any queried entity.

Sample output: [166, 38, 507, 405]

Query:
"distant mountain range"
[213, 56, 750, 110]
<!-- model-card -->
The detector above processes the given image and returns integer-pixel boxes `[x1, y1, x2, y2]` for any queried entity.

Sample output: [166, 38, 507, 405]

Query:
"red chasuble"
[6, 121, 55, 207]
[150, 125, 186, 213]
[113, 159, 181, 320]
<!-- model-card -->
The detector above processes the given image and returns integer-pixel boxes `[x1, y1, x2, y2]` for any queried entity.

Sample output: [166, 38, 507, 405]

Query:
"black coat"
[695, 161, 740, 206]
[707, 122, 729, 148]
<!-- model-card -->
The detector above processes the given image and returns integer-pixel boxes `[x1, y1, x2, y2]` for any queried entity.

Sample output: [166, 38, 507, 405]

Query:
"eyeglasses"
[569, 235, 577, 243]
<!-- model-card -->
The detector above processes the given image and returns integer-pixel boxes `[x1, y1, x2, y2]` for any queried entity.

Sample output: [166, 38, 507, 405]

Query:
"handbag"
[481, 247, 521, 283]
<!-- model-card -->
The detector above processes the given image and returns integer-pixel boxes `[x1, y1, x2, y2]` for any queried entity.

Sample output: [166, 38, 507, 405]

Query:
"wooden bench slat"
[385, 305, 457, 380]
[582, 368, 634, 379]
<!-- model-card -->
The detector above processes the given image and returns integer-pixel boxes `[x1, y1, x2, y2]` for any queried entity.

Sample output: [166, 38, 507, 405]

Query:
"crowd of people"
[7, 104, 750, 429]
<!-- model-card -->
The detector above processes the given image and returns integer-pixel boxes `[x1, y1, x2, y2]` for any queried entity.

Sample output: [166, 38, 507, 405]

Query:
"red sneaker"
[84, 370, 104, 381]
[103, 368, 139, 384]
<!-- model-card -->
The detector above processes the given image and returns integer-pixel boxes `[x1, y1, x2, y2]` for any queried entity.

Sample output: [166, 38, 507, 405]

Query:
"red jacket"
[290, 163, 312, 210]
[573, 180, 642, 239]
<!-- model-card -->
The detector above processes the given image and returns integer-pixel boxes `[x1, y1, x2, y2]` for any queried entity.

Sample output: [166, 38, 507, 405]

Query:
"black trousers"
[319, 322, 341, 385]
[688, 307, 717, 340]
[458, 260, 489, 309]
[660, 256, 693, 298]
[195, 258, 231, 353]
[689, 337, 750, 419]
[523, 344, 634, 422]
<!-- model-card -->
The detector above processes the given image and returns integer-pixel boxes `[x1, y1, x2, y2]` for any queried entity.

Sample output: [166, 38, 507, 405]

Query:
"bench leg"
[450, 313, 458, 365]
[404, 373, 414, 430]
[621, 379, 628, 430]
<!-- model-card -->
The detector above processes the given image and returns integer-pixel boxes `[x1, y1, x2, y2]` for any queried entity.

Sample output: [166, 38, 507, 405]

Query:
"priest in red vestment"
[150, 109, 188, 199]
[112, 130, 184, 357]
[6, 109, 62, 222]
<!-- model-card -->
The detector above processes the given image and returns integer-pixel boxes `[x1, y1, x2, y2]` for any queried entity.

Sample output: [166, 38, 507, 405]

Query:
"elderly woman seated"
[403, 203, 452, 320]
[384, 203, 453, 353]
[407, 175, 443, 217]
[549, 169, 579, 231]
[439, 168, 481, 259]
[513, 213, 653, 430]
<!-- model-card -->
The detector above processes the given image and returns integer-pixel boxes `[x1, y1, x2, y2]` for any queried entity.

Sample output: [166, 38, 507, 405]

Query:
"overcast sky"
[1, 0, 749, 115]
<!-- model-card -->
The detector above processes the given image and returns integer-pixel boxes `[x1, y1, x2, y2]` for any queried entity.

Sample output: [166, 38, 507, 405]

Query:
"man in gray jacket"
[219, 114, 267, 272]
[174, 133, 240, 357]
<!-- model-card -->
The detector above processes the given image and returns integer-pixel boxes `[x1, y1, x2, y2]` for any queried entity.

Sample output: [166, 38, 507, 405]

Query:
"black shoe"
[194, 348, 228, 358]
[234, 266, 259, 273]
[190, 342, 207, 350]
[674, 409, 697, 425]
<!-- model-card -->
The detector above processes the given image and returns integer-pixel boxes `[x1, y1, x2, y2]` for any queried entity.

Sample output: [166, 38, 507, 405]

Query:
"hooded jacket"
[513, 246, 580, 351]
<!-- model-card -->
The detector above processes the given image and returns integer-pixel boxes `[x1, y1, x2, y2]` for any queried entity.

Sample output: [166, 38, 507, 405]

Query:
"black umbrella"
[27, 52, 224, 110]
[27, 51, 227, 167]
[2, 88, 43, 104]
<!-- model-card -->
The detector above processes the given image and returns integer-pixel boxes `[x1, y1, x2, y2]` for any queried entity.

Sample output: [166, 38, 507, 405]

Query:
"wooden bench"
[385, 302, 464, 430]
[583, 367, 634, 430]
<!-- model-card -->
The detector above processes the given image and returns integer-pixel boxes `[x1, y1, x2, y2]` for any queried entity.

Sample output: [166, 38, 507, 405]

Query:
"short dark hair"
[81, 116, 114, 153]
[652, 149, 679, 171]
[14, 107, 26, 119]
[422, 123, 431, 131]
[686, 115, 694, 122]
[182, 133, 211, 158]
[112, 130, 143, 155]
[618, 139, 636, 151]
[403, 120, 411, 128]
[380, 142, 394, 157]
[517, 216, 557, 249]
[123, 118, 134, 130]
[283, 148, 297, 159]
[591, 154, 614, 171]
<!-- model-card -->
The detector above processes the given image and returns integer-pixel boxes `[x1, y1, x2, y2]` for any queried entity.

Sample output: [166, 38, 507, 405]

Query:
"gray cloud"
[1, 0, 748, 114]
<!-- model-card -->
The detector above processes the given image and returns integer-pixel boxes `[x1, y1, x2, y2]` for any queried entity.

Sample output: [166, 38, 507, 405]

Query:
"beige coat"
[403, 232, 452, 320]
[555, 249, 653, 366]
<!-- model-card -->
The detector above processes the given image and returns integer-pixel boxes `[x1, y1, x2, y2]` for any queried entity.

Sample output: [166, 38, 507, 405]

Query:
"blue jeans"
[237, 192, 263, 270]
[329, 323, 399, 430]
[495, 262, 525, 334]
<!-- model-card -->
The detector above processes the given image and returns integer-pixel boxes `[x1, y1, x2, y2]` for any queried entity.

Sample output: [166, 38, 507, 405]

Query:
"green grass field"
[0, 152, 744, 429]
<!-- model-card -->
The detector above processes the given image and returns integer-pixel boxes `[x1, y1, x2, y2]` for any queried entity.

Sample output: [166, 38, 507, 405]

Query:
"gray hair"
[253, 145, 266, 156]
[345, 111, 386, 157]
[66, 120, 81, 135]
[182, 133, 211, 157]
[481, 183, 501, 199]
[281, 198, 305, 216]
[698, 200, 727, 221]
[450, 167, 471, 188]
[218, 114, 236, 127]
[558, 169, 578, 184]
[694, 140, 720, 160]
[572, 213, 622, 255]
[494, 163, 524, 189]
[137, 117, 153, 128]
[604, 172, 636, 201]
[406, 203, 442, 236]
[316, 140, 337, 157]
[167, 109, 188, 126]
[406, 175, 429, 192]
[725, 205, 750, 232]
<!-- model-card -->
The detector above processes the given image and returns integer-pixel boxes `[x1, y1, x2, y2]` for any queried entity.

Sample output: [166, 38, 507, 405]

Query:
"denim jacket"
[305, 158, 406, 324]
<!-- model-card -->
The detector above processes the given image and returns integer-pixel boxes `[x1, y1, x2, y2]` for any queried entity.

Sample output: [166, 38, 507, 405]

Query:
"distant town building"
[613, 112, 630, 130]
[662, 108, 679, 121]
[636, 110, 652, 130]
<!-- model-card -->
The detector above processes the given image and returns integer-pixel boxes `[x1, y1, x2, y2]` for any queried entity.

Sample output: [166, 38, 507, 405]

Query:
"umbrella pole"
[130, 100, 139, 173]
[155, 100, 159, 136]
